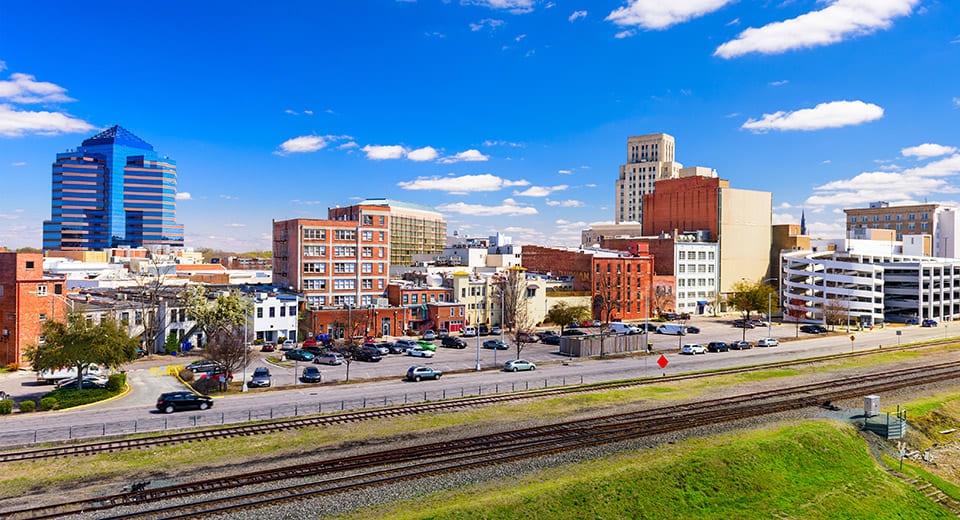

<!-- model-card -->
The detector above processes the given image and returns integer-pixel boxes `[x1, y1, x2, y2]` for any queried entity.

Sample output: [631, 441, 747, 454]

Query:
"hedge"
[39, 397, 56, 411]
[41, 387, 120, 410]
[107, 373, 127, 393]
[0, 399, 12, 415]
[18, 400, 35, 413]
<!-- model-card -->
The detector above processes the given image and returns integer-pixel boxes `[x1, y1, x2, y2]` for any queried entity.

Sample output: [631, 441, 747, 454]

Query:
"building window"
[361, 295, 373, 306]
[909, 214, 916, 220]
[362, 231, 373, 241]
[678, 251, 685, 260]
[334, 246, 356, 257]
[269, 307, 275, 318]
[304, 229, 326, 240]
[257, 307, 263, 318]
[55, 284, 62, 295]
[526, 288, 536, 298]
[38, 313, 47, 322]
[896, 223, 902, 230]
[379, 231, 385, 241]
[896, 215, 902, 221]
[862, 217, 868, 222]
[412, 294, 418, 303]
[363, 215, 374, 225]
[335, 229, 357, 241]
[909, 223, 916, 230]
[402, 295, 408, 304]
[334, 279, 356, 290]
[873, 215, 879, 222]
[362, 263, 373, 273]
[280, 306, 286, 317]
[38, 334, 45, 344]
[922, 213, 929, 219]
[884, 215, 891, 221]
[362, 247, 373, 257]
[304, 246, 325, 257]
[362, 279, 373, 289]
[378, 279, 384, 289]
[37, 284, 47, 297]
[334, 263, 356, 274]
[850, 217, 856, 223]
[921, 222, 929, 230]
[25, 261, 34, 269]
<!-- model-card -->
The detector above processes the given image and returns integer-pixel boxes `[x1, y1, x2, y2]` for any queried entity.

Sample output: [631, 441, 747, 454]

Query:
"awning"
[697, 301, 709, 305]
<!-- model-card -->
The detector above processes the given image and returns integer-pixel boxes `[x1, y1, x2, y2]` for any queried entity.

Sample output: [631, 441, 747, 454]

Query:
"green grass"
[345, 421, 952, 520]
[882, 455, 960, 504]
[40, 386, 123, 410]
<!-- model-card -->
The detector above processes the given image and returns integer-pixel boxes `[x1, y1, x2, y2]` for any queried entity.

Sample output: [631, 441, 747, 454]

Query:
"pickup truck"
[37, 364, 104, 384]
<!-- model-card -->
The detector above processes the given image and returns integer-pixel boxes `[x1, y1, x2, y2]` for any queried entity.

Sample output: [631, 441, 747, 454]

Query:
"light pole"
[767, 293, 773, 339]
[242, 296, 252, 393]
[475, 325, 481, 371]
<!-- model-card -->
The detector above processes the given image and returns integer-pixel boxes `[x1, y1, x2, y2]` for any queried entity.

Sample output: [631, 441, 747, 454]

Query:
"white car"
[55, 375, 109, 389]
[280, 340, 296, 351]
[406, 347, 435, 358]
[681, 344, 706, 355]
[757, 338, 780, 347]
[422, 330, 437, 341]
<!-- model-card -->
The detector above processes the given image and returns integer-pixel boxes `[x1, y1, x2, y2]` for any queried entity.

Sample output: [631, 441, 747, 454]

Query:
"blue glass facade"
[43, 126, 185, 251]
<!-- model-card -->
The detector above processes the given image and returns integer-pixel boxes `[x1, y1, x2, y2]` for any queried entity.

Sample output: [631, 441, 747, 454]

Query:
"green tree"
[182, 286, 252, 344]
[24, 314, 138, 390]
[546, 302, 591, 336]
[727, 280, 779, 341]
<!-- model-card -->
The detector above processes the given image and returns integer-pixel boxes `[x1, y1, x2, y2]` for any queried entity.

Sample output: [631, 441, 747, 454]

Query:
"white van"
[608, 322, 640, 335]
[37, 364, 104, 384]
[656, 324, 686, 336]
[462, 326, 478, 337]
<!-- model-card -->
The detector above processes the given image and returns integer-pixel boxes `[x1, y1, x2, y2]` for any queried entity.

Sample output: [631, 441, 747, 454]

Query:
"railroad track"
[1, 335, 956, 464]
[7, 359, 960, 520]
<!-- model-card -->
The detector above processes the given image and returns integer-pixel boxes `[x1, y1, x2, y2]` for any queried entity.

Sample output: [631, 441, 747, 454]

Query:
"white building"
[674, 240, 719, 315]
[251, 292, 300, 343]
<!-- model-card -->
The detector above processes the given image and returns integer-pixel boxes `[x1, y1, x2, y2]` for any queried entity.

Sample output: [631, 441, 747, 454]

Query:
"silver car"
[422, 330, 437, 340]
[313, 352, 345, 365]
[406, 347, 435, 358]
[248, 368, 271, 388]
[504, 359, 536, 372]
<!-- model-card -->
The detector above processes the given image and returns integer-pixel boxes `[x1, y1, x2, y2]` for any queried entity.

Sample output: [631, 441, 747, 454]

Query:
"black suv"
[441, 336, 467, 349]
[479, 325, 490, 336]
[352, 347, 382, 362]
[707, 342, 730, 352]
[800, 325, 828, 334]
[156, 392, 214, 413]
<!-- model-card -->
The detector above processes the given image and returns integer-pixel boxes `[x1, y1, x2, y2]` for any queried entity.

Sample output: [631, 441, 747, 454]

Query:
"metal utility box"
[864, 395, 880, 417]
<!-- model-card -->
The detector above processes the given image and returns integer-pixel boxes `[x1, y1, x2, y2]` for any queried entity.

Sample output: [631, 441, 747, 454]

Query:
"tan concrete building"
[341, 199, 446, 266]
[844, 201, 960, 258]
[614, 133, 716, 225]
[580, 223, 644, 247]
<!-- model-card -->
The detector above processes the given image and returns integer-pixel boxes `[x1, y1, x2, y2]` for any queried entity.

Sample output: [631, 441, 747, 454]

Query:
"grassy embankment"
[345, 421, 951, 520]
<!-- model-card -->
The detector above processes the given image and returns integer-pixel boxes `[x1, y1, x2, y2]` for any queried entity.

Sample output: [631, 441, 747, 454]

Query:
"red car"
[302, 339, 317, 347]
[261, 343, 276, 352]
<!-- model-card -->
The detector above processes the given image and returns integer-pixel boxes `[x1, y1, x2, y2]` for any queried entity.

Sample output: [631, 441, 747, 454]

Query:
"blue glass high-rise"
[43, 126, 184, 250]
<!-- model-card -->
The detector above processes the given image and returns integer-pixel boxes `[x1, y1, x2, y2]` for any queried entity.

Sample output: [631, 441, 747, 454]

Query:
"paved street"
[0, 317, 954, 437]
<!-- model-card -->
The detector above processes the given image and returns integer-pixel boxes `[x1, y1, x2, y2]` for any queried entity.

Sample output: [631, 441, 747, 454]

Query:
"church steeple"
[800, 209, 807, 235]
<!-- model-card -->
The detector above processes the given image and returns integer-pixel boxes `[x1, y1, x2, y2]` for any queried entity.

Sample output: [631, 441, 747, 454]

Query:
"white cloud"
[514, 184, 569, 197]
[614, 29, 636, 38]
[954, 97, 960, 108]
[715, 0, 919, 59]
[606, 0, 734, 30]
[0, 61, 5, 72]
[546, 199, 585, 207]
[483, 139, 524, 147]
[769, 80, 789, 86]
[425, 31, 446, 38]
[585, 183, 597, 188]
[10, 161, 25, 166]
[742, 100, 883, 133]
[276, 134, 346, 154]
[284, 109, 297, 115]
[398, 174, 529, 194]
[469, 18, 505, 31]
[806, 154, 960, 206]
[338, 141, 359, 150]
[175, 192, 192, 201]
[902, 143, 957, 159]
[304, 110, 313, 115]
[361, 144, 407, 160]
[726, 17, 739, 26]
[219, 194, 238, 200]
[406, 146, 440, 162]
[515, 34, 526, 41]
[0, 103, 95, 137]
[772, 212, 798, 225]
[569, 10, 587, 22]
[440, 149, 490, 163]
[0, 72, 75, 104]
[465, 0, 535, 14]
[437, 199, 538, 217]
[774, 202, 793, 210]
[558, 169, 572, 174]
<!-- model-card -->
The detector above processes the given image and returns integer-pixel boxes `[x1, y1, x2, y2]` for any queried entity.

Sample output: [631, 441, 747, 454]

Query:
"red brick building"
[642, 176, 724, 237]
[599, 236, 676, 276]
[521, 245, 593, 290]
[273, 204, 390, 309]
[386, 284, 454, 306]
[301, 301, 464, 339]
[0, 252, 67, 366]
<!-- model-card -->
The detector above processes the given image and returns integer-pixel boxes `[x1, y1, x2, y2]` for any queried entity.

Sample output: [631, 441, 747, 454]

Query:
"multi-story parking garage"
[781, 250, 960, 325]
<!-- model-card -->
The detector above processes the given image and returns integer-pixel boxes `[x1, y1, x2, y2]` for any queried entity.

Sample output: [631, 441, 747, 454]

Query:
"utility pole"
[767, 293, 772, 339]
[475, 325, 481, 370]
[242, 296, 250, 392]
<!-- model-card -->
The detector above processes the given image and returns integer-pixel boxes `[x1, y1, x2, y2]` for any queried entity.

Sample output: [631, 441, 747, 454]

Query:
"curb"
[58, 383, 132, 412]
[174, 371, 227, 400]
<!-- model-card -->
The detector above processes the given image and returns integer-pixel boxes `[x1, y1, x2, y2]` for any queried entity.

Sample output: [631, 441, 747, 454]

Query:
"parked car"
[300, 366, 323, 383]
[923, 319, 938, 327]
[301, 345, 325, 355]
[260, 343, 276, 352]
[415, 340, 436, 351]
[660, 312, 679, 321]
[542, 335, 561, 346]
[395, 339, 418, 350]
[422, 330, 437, 341]
[800, 325, 828, 334]
[186, 360, 223, 374]
[406, 346, 435, 358]
[388, 343, 408, 354]
[609, 322, 640, 335]
[504, 359, 536, 372]
[517, 332, 539, 343]
[353, 348, 382, 362]
[707, 342, 730, 353]
[479, 325, 490, 336]
[579, 320, 601, 327]
[684, 326, 701, 334]
[248, 368, 271, 388]
[483, 339, 509, 350]
[302, 339, 317, 348]
[656, 324, 686, 335]
[365, 342, 391, 355]
[441, 337, 468, 349]
[905, 318, 919, 325]
[562, 329, 587, 336]
[730, 341, 753, 350]
[681, 344, 706, 355]
[406, 366, 442, 381]
[280, 340, 297, 351]
[285, 349, 316, 362]
[156, 392, 214, 413]
[679, 312, 692, 320]
[55, 376, 108, 390]
[491, 327, 502, 335]
[462, 326, 478, 337]
[314, 352, 345, 365]
[535, 331, 557, 340]
[732, 320, 755, 329]
[437, 328, 450, 338]
[637, 323, 659, 332]
[757, 338, 780, 347]
[196, 367, 233, 382]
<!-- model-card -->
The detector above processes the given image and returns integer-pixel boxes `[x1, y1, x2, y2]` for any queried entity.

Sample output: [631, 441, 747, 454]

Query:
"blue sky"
[1, 0, 958, 251]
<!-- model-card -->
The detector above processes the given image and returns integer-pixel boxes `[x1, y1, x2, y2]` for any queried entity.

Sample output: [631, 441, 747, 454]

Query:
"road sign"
[896, 330, 902, 336]
[849, 335, 856, 341]
[657, 355, 669, 369]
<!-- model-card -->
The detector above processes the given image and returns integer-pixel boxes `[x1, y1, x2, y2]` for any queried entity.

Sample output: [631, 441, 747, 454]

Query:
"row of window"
[677, 278, 714, 287]
[678, 264, 715, 273]
[677, 251, 715, 260]
[402, 293, 450, 304]
[255, 305, 298, 319]
[305, 295, 376, 307]
[856, 222, 928, 231]
[304, 278, 385, 291]
[678, 291, 715, 299]
[851, 213, 929, 223]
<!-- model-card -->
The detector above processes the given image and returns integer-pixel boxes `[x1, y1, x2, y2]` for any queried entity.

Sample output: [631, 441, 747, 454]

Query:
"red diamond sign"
[657, 355, 669, 369]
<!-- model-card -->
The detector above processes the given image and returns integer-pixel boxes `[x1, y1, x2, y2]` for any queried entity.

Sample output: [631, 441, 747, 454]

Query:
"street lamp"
[241, 294, 253, 393]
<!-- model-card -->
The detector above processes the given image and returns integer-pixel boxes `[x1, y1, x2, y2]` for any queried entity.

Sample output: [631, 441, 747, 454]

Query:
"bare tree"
[592, 273, 621, 359]
[495, 267, 526, 331]
[203, 325, 252, 389]
[131, 255, 170, 354]
[651, 288, 675, 317]
[510, 297, 537, 360]
[823, 298, 847, 331]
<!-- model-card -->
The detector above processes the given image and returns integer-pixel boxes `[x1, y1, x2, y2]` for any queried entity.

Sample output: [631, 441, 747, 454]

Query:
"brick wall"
[591, 256, 656, 321]
[0, 252, 67, 366]
[643, 177, 724, 237]
[521, 246, 593, 291]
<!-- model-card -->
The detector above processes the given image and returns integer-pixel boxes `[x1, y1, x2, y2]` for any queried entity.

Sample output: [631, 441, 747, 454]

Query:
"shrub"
[164, 333, 179, 354]
[5, 362, 19, 372]
[106, 373, 127, 393]
[277, 336, 287, 344]
[0, 399, 13, 415]
[42, 388, 114, 409]
[191, 377, 219, 395]
[18, 400, 35, 413]
[253, 338, 264, 345]
[178, 368, 195, 382]
[39, 397, 57, 411]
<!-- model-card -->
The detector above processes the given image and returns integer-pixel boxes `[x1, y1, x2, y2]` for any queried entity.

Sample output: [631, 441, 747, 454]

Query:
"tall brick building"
[0, 251, 67, 366]
[273, 205, 391, 309]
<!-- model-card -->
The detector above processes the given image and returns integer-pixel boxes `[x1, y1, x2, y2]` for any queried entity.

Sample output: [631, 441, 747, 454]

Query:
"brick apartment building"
[0, 251, 67, 366]
[522, 245, 658, 321]
[273, 205, 391, 309]
[301, 301, 464, 339]
[386, 284, 454, 306]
